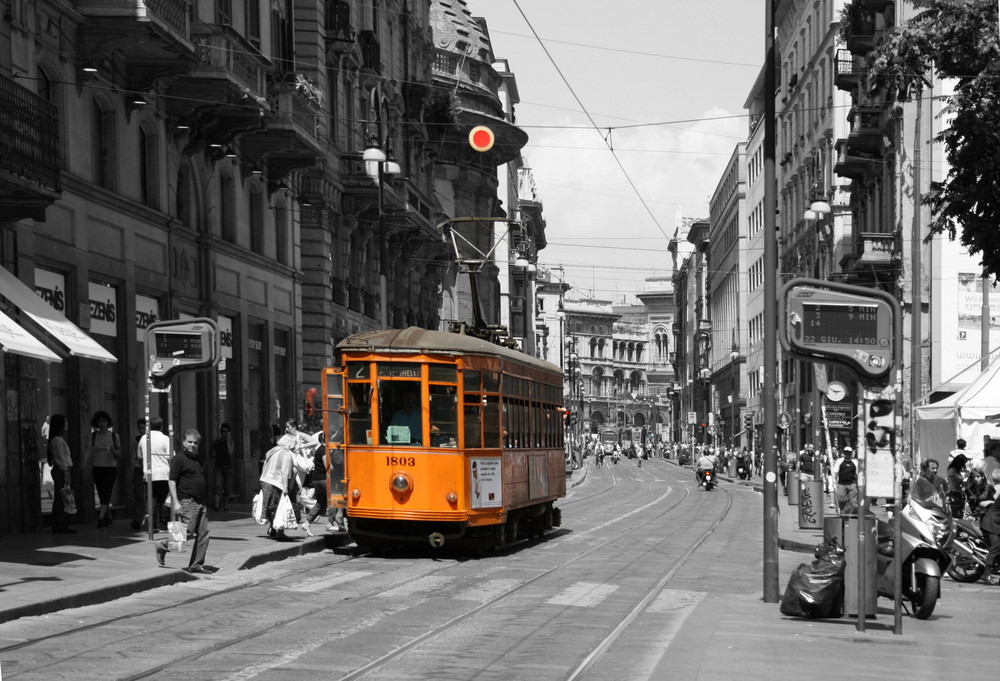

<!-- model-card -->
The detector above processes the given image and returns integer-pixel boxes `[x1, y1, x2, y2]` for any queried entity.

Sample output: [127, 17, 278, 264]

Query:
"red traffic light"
[469, 125, 495, 152]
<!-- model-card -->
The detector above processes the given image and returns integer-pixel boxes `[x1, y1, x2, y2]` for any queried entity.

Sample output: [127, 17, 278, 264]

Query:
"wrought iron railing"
[191, 23, 268, 101]
[0, 74, 61, 192]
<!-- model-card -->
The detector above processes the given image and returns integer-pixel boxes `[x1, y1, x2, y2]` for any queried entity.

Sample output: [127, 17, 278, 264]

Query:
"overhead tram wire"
[511, 0, 670, 242]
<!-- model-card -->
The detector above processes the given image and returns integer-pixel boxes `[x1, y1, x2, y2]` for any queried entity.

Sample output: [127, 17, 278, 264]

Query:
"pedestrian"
[949, 437, 967, 463]
[211, 423, 235, 511]
[832, 446, 859, 516]
[155, 429, 211, 573]
[798, 444, 816, 481]
[946, 454, 969, 518]
[129, 418, 147, 530]
[86, 410, 121, 528]
[978, 469, 1000, 585]
[920, 458, 948, 505]
[259, 427, 299, 540]
[138, 416, 173, 531]
[966, 467, 994, 517]
[48, 414, 76, 534]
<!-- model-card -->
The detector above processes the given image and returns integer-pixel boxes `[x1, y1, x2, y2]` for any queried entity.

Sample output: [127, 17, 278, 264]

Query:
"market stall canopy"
[914, 356, 1000, 463]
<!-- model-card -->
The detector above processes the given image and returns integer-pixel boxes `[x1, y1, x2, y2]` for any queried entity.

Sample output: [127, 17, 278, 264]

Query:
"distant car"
[678, 449, 692, 466]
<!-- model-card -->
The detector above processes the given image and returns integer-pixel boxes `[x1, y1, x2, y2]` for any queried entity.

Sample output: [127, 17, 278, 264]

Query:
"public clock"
[826, 381, 847, 402]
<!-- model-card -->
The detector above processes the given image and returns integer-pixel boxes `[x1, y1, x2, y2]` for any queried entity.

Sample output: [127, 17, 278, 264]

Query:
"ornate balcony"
[78, 0, 195, 91]
[844, 6, 879, 56]
[846, 106, 884, 154]
[166, 22, 271, 137]
[834, 49, 861, 93]
[240, 74, 324, 182]
[0, 75, 61, 221]
[857, 232, 896, 266]
[833, 138, 877, 181]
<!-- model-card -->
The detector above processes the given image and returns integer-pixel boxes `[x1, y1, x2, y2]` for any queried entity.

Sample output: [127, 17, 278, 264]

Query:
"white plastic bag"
[273, 493, 297, 530]
[251, 491, 267, 525]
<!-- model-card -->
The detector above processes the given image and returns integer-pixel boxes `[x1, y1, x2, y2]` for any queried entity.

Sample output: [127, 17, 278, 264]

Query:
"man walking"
[832, 446, 859, 515]
[156, 429, 211, 573]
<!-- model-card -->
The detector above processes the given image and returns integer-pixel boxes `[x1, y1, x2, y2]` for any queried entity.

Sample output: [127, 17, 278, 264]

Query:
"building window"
[220, 173, 235, 243]
[217, 0, 232, 25]
[275, 197, 289, 265]
[91, 99, 116, 190]
[246, 0, 261, 48]
[139, 126, 159, 209]
[249, 184, 263, 254]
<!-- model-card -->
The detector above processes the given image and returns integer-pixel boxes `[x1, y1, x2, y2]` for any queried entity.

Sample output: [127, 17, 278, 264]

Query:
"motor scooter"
[947, 511, 991, 583]
[699, 468, 715, 491]
[737, 461, 750, 480]
[875, 494, 953, 619]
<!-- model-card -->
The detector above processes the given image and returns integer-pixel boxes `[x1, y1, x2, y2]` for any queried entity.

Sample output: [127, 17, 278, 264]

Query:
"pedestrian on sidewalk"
[86, 410, 121, 528]
[978, 469, 1000, 584]
[211, 423, 236, 511]
[138, 416, 173, 531]
[130, 418, 147, 530]
[832, 447, 858, 515]
[156, 429, 211, 573]
[48, 414, 76, 534]
[946, 454, 970, 518]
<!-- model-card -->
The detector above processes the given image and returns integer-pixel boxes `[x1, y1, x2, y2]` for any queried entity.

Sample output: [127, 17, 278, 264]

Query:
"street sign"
[146, 318, 220, 386]
[779, 278, 899, 382]
[468, 125, 495, 152]
[687, 411, 697, 425]
[778, 411, 791, 430]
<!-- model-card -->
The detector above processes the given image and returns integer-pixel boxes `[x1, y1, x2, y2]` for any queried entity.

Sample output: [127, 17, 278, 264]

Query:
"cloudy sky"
[465, 0, 765, 303]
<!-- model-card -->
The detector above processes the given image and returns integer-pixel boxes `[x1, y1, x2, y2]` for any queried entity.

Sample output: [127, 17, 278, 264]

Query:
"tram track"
[3, 461, 733, 681]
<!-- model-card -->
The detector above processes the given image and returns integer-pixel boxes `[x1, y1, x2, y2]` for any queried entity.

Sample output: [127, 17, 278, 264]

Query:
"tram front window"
[381, 382, 423, 445]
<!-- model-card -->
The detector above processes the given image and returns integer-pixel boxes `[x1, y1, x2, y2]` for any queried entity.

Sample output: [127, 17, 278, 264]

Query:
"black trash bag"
[780, 538, 846, 618]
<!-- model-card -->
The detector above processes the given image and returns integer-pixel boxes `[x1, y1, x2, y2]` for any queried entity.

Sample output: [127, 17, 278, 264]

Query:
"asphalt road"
[1, 458, 996, 681]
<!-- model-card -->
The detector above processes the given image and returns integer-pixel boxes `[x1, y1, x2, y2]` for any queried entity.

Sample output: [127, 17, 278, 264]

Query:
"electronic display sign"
[145, 318, 220, 385]
[779, 279, 898, 382]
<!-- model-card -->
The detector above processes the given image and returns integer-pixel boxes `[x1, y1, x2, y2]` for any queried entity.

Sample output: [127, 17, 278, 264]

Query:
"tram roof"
[336, 327, 561, 375]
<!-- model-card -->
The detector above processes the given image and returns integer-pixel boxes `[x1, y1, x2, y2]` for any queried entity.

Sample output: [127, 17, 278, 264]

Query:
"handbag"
[61, 486, 77, 515]
[251, 490, 267, 525]
[168, 517, 188, 551]
[273, 493, 297, 530]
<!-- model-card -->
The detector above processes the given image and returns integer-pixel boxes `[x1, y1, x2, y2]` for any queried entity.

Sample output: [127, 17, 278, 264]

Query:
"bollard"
[727, 459, 737, 477]
[798, 476, 824, 530]
[843, 514, 877, 618]
[787, 471, 800, 505]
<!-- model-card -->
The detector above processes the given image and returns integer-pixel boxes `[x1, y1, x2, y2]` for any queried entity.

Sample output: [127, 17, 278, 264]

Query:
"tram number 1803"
[386, 456, 416, 467]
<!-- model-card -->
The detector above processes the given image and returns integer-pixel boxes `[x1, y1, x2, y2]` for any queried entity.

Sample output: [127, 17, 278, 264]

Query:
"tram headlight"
[390, 471, 412, 495]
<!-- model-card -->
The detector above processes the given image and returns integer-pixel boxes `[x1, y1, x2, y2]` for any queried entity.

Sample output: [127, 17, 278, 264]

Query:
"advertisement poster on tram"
[470, 458, 502, 509]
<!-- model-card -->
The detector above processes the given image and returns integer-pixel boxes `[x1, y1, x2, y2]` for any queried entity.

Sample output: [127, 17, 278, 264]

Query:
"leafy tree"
[863, 0, 1000, 277]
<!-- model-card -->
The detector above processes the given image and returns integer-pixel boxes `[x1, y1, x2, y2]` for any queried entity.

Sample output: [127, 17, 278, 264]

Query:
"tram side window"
[346, 382, 373, 445]
[379, 380, 423, 445]
[429, 385, 458, 447]
[484, 394, 500, 448]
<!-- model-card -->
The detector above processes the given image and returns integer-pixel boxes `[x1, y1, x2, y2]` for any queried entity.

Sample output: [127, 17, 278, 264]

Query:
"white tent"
[914, 356, 1000, 464]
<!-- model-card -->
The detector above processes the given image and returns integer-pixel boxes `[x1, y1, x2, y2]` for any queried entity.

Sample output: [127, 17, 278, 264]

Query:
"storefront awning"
[0, 266, 117, 363]
[0, 310, 61, 362]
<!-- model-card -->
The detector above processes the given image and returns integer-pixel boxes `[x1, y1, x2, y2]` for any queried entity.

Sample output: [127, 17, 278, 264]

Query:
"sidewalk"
[0, 464, 801, 626]
[0, 505, 340, 624]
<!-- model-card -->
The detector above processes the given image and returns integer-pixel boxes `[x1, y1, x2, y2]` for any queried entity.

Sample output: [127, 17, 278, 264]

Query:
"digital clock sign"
[780, 279, 898, 382]
[801, 303, 880, 346]
[145, 318, 220, 386]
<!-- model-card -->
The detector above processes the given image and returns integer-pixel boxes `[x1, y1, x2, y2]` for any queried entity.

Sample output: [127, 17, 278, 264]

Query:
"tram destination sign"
[779, 278, 898, 382]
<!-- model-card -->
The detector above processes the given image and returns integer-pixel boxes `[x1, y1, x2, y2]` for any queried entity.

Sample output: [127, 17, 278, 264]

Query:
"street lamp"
[364, 135, 401, 328]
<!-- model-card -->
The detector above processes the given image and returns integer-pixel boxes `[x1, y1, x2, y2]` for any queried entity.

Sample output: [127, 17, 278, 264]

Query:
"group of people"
[258, 418, 345, 540]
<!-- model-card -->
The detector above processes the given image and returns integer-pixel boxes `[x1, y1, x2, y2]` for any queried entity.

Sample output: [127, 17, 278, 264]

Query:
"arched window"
[220, 171, 236, 243]
[591, 367, 604, 397]
[91, 98, 116, 190]
[249, 183, 264, 254]
[139, 124, 159, 209]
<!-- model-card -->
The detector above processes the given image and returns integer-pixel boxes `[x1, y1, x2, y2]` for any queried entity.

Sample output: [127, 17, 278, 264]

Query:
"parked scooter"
[947, 514, 991, 583]
[875, 492, 953, 619]
[737, 461, 751, 480]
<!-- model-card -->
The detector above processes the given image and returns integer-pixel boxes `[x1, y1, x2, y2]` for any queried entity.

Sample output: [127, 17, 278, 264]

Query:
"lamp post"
[363, 136, 401, 328]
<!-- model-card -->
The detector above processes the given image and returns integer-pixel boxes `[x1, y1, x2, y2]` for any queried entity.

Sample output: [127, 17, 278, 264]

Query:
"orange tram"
[321, 327, 566, 550]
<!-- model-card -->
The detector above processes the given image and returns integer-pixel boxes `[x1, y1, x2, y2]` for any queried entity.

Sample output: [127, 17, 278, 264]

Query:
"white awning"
[0, 266, 117, 363]
[0, 310, 61, 362]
